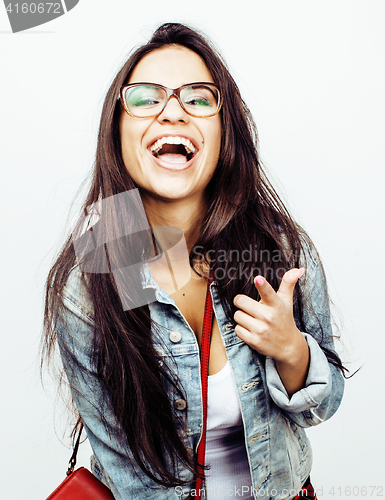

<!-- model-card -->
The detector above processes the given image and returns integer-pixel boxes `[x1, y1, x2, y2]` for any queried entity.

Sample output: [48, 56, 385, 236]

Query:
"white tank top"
[205, 360, 254, 500]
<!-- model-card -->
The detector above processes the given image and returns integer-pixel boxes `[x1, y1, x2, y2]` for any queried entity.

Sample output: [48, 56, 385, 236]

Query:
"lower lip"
[147, 150, 198, 171]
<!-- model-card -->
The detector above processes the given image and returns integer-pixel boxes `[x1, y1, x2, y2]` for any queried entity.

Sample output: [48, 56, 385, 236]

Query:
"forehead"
[128, 45, 215, 88]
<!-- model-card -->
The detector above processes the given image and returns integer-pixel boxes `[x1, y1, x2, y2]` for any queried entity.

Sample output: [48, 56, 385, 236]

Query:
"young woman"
[43, 22, 346, 500]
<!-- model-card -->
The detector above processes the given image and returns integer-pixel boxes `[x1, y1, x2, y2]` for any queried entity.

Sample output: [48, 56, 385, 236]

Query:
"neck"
[141, 193, 207, 254]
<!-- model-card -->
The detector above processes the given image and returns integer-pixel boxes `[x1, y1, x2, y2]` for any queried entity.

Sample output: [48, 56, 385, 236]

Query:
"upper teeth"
[150, 136, 196, 154]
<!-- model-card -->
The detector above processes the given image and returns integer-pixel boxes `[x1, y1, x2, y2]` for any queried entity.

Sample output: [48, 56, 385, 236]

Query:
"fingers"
[233, 294, 269, 319]
[233, 267, 306, 326]
[253, 268, 305, 305]
[253, 275, 279, 306]
[233, 268, 306, 358]
[234, 308, 269, 333]
[234, 323, 261, 351]
[234, 318, 275, 355]
[277, 267, 305, 301]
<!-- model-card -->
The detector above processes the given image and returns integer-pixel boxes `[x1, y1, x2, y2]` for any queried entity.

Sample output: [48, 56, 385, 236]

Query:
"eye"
[133, 97, 160, 107]
[125, 86, 163, 109]
[185, 96, 211, 107]
[182, 86, 217, 110]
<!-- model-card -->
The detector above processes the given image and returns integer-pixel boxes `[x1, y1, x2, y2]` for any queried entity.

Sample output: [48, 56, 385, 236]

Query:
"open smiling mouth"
[149, 136, 197, 165]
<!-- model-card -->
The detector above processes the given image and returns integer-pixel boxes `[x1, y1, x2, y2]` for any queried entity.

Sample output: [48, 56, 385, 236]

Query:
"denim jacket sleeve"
[55, 268, 156, 499]
[265, 240, 345, 427]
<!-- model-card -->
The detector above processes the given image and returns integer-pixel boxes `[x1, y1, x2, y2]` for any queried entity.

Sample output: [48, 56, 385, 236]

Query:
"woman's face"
[119, 45, 222, 204]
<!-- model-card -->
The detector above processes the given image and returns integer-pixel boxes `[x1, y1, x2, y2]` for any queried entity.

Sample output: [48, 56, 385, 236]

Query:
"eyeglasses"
[119, 82, 222, 118]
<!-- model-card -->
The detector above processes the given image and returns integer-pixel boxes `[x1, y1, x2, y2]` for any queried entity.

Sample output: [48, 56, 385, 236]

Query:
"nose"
[157, 95, 189, 124]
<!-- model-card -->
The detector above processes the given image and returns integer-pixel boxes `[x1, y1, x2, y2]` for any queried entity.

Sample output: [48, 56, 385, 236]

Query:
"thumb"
[277, 268, 305, 302]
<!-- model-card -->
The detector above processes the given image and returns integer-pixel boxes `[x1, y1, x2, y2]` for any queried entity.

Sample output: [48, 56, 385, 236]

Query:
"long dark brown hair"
[43, 22, 347, 487]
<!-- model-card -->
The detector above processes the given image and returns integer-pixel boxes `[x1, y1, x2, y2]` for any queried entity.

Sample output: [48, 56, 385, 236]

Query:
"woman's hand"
[233, 268, 310, 396]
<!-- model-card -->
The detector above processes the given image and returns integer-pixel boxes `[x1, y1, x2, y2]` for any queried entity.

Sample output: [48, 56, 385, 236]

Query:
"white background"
[1, 1, 384, 498]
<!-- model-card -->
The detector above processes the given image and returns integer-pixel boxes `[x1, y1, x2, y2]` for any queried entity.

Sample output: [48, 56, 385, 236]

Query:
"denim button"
[175, 398, 187, 410]
[169, 330, 182, 343]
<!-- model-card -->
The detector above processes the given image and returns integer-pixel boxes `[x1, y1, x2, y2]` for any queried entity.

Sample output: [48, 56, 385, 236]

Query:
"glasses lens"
[123, 85, 166, 117]
[180, 84, 220, 116]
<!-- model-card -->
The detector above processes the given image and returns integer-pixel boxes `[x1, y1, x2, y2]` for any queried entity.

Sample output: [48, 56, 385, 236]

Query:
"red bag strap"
[67, 423, 84, 476]
[195, 274, 214, 498]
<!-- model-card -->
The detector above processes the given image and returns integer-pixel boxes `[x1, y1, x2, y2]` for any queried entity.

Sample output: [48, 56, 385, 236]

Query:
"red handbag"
[45, 425, 115, 500]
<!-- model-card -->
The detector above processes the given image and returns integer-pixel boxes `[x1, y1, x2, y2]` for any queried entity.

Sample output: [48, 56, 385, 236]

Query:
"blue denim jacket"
[56, 241, 344, 500]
